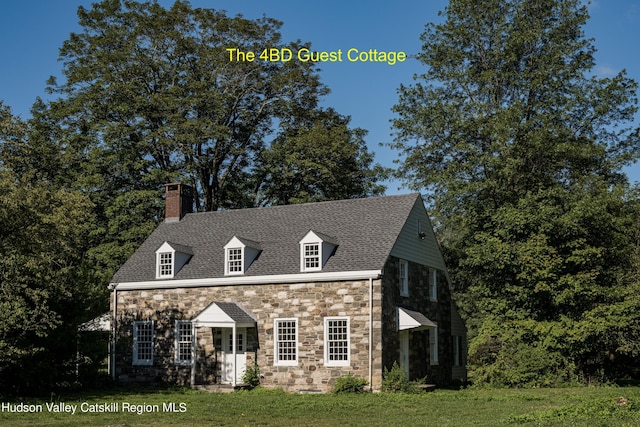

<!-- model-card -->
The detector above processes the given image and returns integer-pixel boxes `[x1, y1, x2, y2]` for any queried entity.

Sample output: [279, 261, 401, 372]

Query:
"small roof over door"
[398, 307, 437, 331]
[78, 313, 111, 332]
[193, 302, 256, 328]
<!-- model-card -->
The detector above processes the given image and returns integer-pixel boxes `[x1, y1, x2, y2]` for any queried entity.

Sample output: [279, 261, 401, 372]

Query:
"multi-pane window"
[274, 319, 298, 365]
[453, 335, 463, 367]
[158, 252, 173, 277]
[303, 243, 320, 271]
[133, 321, 154, 365]
[175, 321, 192, 365]
[430, 326, 439, 365]
[429, 269, 438, 301]
[399, 260, 409, 296]
[325, 317, 350, 366]
[228, 332, 244, 352]
[227, 248, 243, 274]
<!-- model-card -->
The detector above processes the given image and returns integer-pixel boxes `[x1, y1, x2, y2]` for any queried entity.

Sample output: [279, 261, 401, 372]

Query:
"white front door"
[399, 330, 410, 379]
[221, 328, 246, 384]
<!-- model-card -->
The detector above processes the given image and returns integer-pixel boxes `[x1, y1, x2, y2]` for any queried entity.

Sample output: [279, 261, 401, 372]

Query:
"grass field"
[1, 386, 639, 426]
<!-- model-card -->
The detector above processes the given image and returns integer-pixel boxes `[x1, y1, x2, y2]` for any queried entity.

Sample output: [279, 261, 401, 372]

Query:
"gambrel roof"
[111, 193, 423, 284]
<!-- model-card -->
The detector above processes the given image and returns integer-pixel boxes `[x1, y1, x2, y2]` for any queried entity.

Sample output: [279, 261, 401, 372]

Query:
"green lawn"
[1, 386, 639, 426]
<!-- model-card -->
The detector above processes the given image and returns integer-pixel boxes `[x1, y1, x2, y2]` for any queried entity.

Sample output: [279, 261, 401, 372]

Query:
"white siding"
[389, 198, 447, 271]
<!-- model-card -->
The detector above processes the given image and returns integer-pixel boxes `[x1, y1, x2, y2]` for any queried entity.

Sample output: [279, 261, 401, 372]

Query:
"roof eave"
[111, 269, 382, 291]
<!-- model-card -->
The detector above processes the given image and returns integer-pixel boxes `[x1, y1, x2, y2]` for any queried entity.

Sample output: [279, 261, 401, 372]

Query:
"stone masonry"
[382, 257, 453, 385]
[113, 278, 383, 393]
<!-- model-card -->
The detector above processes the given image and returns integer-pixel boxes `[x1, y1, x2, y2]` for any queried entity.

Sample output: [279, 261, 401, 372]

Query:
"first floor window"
[325, 317, 350, 366]
[133, 321, 154, 365]
[430, 326, 439, 365]
[275, 318, 298, 366]
[453, 335, 464, 367]
[175, 321, 193, 365]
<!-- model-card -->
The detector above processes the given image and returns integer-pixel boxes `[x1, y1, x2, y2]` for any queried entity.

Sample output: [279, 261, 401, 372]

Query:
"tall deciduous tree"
[391, 0, 640, 385]
[45, 0, 386, 277]
[258, 108, 386, 205]
[1, 103, 100, 394]
[47, 0, 327, 212]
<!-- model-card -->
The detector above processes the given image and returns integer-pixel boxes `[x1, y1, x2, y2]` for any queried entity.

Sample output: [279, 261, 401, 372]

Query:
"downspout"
[232, 324, 237, 387]
[190, 323, 197, 387]
[109, 284, 117, 381]
[369, 277, 373, 391]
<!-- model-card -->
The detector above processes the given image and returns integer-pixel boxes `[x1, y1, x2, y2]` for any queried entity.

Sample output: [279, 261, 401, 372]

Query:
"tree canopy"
[0, 0, 387, 394]
[391, 0, 640, 385]
[47, 0, 384, 212]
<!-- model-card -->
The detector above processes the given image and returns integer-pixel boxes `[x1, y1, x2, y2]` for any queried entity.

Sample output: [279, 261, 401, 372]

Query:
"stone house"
[108, 184, 467, 392]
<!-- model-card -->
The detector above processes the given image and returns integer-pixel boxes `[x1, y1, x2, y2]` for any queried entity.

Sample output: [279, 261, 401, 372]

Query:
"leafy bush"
[382, 361, 429, 393]
[332, 373, 368, 393]
[469, 317, 581, 388]
[242, 362, 261, 388]
[382, 361, 408, 392]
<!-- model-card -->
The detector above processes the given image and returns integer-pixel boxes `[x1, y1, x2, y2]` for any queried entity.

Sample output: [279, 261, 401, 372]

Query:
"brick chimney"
[165, 183, 194, 222]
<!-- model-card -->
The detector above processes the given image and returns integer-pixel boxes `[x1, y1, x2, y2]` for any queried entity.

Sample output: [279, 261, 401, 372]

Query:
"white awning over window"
[398, 307, 437, 331]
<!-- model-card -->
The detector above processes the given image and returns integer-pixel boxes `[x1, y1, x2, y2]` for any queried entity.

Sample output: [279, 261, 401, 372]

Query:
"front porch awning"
[192, 302, 256, 328]
[78, 313, 111, 332]
[398, 307, 437, 331]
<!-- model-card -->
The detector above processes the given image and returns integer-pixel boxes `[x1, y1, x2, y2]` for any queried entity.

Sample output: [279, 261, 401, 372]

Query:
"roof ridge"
[181, 193, 422, 218]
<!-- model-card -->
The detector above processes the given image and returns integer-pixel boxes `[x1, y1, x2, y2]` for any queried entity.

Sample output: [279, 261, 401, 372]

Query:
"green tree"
[258, 108, 386, 205]
[1, 103, 102, 394]
[47, 0, 328, 212]
[44, 0, 385, 277]
[391, 0, 640, 385]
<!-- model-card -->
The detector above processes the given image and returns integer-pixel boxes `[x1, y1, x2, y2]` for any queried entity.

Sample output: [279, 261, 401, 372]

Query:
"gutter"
[113, 270, 382, 290]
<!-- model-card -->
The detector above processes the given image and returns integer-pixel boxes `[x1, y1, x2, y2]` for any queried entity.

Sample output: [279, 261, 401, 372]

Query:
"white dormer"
[299, 230, 337, 272]
[155, 242, 193, 279]
[224, 236, 261, 276]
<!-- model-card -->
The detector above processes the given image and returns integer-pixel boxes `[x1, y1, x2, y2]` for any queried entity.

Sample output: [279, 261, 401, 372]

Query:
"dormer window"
[155, 242, 193, 279]
[299, 231, 337, 272]
[303, 243, 320, 271]
[158, 252, 173, 277]
[224, 236, 261, 276]
[227, 248, 243, 274]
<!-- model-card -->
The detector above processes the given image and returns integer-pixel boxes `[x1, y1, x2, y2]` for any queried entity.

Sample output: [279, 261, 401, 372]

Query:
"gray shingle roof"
[111, 193, 422, 283]
[214, 302, 256, 324]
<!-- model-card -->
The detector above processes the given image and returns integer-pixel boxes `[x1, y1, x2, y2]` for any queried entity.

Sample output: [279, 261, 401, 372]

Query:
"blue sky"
[1, 0, 638, 192]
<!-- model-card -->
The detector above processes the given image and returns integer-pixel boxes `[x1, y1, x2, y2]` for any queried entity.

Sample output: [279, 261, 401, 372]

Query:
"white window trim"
[430, 325, 439, 365]
[429, 268, 438, 302]
[274, 318, 298, 366]
[299, 230, 337, 272]
[133, 320, 154, 366]
[324, 316, 350, 366]
[301, 242, 321, 272]
[225, 247, 244, 276]
[399, 260, 409, 296]
[157, 251, 174, 279]
[174, 320, 193, 365]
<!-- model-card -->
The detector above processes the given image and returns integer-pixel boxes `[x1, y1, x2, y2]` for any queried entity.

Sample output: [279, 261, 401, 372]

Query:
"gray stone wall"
[381, 257, 454, 386]
[112, 279, 383, 392]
